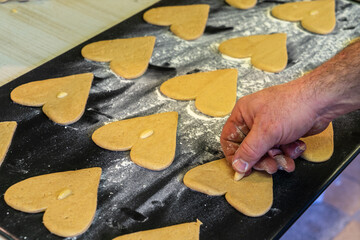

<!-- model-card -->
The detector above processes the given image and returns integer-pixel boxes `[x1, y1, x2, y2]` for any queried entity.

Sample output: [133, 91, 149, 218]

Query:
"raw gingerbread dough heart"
[160, 69, 238, 117]
[10, 73, 93, 125]
[219, 33, 288, 73]
[92, 112, 178, 171]
[300, 122, 334, 162]
[81, 36, 156, 79]
[226, 0, 257, 9]
[0, 121, 17, 166]
[271, 0, 335, 34]
[113, 219, 202, 240]
[184, 158, 273, 217]
[143, 5, 210, 40]
[4, 167, 102, 237]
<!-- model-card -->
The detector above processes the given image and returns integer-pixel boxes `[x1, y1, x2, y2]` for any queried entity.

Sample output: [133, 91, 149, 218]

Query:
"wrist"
[295, 67, 359, 123]
[296, 40, 360, 121]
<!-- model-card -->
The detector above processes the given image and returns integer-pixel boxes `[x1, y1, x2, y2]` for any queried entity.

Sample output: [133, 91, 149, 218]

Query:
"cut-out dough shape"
[184, 158, 273, 217]
[92, 112, 178, 170]
[10, 73, 93, 125]
[219, 33, 288, 73]
[4, 167, 102, 237]
[226, 0, 257, 9]
[0, 121, 17, 166]
[82, 36, 156, 79]
[143, 5, 210, 40]
[300, 122, 334, 162]
[113, 219, 202, 240]
[160, 69, 238, 117]
[271, 0, 335, 34]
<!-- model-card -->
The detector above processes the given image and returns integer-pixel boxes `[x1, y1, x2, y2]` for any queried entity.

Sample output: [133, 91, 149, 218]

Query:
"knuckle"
[258, 121, 282, 145]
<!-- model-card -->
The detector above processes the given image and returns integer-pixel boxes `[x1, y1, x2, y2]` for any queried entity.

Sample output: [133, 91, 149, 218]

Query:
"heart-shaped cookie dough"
[4, 167, 102, 237]
[113, 220, 202, 240]
[92, 112, 178, 171]
[81, 36, 156, 79]
[226, 0, 257, 9]
[160, 69, 238, 117]
[0, 121, 17, 166]
[271, 0, 335, 34]
[184, 158, 273, 217]
[143, 4, 210, 40]
[10, 73, 93, 125]
[300, 122, 334, 162]
[219, 33, 288, 73]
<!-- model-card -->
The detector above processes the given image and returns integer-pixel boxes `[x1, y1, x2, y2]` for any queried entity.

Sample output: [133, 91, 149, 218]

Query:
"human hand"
[220, 78, 332, 177]
[221, 39, 360, 178]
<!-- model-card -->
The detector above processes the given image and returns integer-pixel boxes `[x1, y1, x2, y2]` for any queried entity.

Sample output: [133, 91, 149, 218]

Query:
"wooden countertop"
[0, 0, 159, 87]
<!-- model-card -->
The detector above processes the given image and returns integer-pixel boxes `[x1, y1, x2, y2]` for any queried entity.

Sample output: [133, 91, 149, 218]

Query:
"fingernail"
[267, 148, 282, 158]
[234, 172, 245, 181]
[274, 155, 287, 170]
[232, 159, 249, 173]
[295, 144, 306, 153]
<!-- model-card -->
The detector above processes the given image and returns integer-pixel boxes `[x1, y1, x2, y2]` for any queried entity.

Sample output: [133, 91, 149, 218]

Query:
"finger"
[232, 126, 276, 174]
[237, 123, 250, 135]
[273, 154, 295, 173]
[220, 113, 249, 165]
[230, 104, 250, 136]
[221, 141, 239, 165]
[280, 140, 306, 159]
[267, 148, 282, 158]
[233, 168, 252, 181]
[253, 156, 278, 174]
[221, 112, 247, 143]
[265, 148, 297, 173]
[244, 168, 252, 177]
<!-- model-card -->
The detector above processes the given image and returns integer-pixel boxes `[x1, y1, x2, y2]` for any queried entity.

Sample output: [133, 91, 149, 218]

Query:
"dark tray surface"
[0, 0, 359, 239]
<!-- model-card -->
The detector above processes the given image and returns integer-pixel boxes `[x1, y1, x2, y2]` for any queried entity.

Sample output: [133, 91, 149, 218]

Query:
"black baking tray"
[0, 0, 359, 239]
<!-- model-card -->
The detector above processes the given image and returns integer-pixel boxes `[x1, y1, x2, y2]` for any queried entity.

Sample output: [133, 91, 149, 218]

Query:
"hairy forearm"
[296, 39, 360, 121]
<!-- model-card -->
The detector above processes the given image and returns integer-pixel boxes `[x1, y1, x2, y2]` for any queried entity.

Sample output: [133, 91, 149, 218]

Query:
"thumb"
[232, 127, 275, 174]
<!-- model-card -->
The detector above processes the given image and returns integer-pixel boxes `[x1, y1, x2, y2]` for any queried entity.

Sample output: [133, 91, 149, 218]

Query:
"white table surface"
[0, 0, 159, 87]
